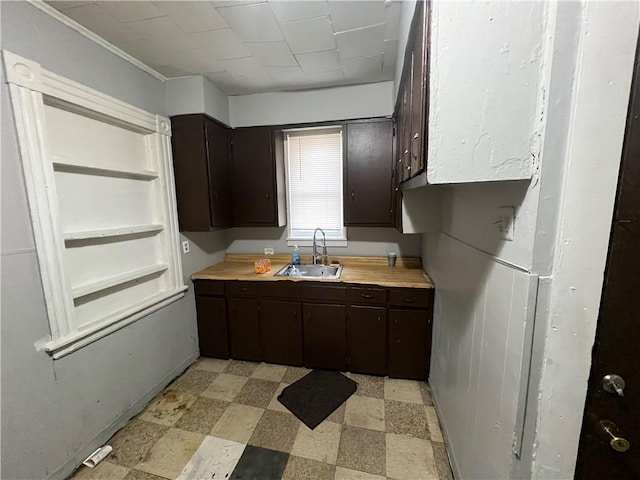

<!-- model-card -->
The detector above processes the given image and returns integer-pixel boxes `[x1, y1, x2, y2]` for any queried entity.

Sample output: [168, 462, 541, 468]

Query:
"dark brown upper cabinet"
[170, 114, 232, 232]
[344, 119, 395, 226]
[231, 127, 286, 227]
[395, 0, 429, 184]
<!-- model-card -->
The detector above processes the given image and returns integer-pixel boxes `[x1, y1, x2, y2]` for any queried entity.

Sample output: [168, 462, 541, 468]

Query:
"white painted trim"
[63, 224, 164, 242]
[26, 0, 167, 82]
[45, 288, 187, 359]
[71, 264, 168, 299]
[52, 159, 159, 180]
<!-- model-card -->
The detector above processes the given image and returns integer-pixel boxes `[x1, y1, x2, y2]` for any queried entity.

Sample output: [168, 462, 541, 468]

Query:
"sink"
[275, 263, 343, 279]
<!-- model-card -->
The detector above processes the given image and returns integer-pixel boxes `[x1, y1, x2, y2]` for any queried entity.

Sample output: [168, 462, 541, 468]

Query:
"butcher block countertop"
[192, 254, 434, 289]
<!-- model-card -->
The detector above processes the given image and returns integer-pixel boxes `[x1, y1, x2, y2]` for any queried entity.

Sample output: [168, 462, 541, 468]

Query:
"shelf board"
[71, 264, 168, 299]
[52, 160, 159, 181]
[63, 224, 164, 242]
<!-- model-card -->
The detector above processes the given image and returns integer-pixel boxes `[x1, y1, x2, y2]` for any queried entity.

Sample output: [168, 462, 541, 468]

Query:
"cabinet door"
[195, 295, 229, 359]
[303, 303, 347, 370]
[228, 297, 262, 361]
[409, 2, 427, 177]
[401, 72, 413, 182]
[231, 127, 277, 226]
[388, 309, 431, 379]
[170, 115, 211, 231]
[345, 120, 394, 226]
[260, 300, 303, 366]
[205, 118, 233, 229]
[348, 306, 387, 375]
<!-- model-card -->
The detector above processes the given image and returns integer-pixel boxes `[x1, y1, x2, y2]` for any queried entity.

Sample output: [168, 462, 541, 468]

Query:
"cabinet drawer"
[194, 280, 225, 296]
[302, 284, 347, 303]
[226, 281, 258, 297]
[259, 281, 301, 299]
[348, 286, 386, 305]
[388, 288, 432, 308]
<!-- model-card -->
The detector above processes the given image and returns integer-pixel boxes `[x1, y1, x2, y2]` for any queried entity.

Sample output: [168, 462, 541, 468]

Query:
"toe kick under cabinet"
[194, 280, 433, 380]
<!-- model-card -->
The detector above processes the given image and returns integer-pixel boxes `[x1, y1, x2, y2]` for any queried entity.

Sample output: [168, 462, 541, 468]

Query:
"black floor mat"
[278, 370, 358, 429]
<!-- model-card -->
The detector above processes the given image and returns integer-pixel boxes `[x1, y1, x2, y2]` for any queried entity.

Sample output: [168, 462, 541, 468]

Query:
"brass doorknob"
[596, 420, 631, 453]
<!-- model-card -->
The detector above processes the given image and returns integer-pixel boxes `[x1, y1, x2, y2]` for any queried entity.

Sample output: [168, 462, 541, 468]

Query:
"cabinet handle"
[351, 191, 355, 201]
[361, 293, 374, 299]
[212, 191, 219, 200]
[265, 193, 271, 200]
[411, 133, 420, 159]
[394, 318, 398, 327]
[377, 316, 381, 322]
[403, 298, 415, 303]
[239, 287, 248, 292]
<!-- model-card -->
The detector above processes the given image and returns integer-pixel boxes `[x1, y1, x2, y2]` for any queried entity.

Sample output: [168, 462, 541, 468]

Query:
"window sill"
[44, 287, 187, 359]
[286, 237, 348, 248]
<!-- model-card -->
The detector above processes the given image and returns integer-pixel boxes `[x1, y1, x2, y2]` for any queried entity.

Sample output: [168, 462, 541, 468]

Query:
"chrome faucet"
[312, 228, 329, 265]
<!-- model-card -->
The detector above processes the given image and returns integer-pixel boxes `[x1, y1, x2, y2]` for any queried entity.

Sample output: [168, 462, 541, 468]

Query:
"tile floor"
[72, 358, 453, 480]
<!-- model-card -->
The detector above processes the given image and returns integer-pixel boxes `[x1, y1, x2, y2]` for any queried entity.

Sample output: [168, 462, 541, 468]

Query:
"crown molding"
[27, 0, 167, 82]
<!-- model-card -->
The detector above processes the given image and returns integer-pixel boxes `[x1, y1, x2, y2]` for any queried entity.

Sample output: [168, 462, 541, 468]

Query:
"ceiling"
[46, 0, 403, 96]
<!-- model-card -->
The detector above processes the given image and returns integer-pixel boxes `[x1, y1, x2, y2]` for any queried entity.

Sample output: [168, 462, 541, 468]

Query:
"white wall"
[165, 75, 230, 125]
[229, 81, 394, 127]
[394, 0, 417, 99]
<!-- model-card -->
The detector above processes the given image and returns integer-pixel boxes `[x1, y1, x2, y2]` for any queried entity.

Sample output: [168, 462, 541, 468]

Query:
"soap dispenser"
[292, 245, 301, 266]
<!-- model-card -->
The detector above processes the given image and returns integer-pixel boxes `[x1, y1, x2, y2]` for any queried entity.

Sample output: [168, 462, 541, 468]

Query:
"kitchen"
[2, 1, 639, 480]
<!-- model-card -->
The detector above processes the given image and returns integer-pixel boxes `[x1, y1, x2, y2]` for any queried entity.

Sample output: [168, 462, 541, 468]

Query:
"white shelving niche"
[3, 50, 186, 359]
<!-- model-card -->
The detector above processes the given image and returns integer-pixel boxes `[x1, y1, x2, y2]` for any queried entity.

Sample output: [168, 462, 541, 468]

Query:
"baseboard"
[430, 384, 461, 480]
[49, 351, 200, 480]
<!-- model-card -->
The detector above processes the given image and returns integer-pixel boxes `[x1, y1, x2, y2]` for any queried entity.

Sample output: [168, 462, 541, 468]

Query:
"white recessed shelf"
[71, 264, 168, 299]
[63, 224, 164, 242]
[52, 160, 159, 181]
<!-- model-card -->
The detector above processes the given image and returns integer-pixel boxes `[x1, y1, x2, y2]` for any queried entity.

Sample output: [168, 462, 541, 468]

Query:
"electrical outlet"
[497, 207, 515, 241]
[264, 247, 275, 255]
[182, 240, 190, 254]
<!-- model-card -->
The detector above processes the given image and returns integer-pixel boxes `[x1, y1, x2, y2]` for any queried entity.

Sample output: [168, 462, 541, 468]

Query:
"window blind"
[286, 128, 345, 240]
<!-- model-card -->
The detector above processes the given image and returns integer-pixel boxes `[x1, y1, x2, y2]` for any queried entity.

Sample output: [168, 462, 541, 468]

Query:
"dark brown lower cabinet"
[348, 305, 387, 375]
[388, 309, 431, 380]
[195, 295, 229, 359]
[260, 299, 303, 366]
[228, 297, 262, 361]
[303, 303, 347, 371]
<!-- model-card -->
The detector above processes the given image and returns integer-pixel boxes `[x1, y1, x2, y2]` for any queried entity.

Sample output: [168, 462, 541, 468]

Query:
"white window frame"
[284, 126, 347, 247]
[3, 50, 187, 359]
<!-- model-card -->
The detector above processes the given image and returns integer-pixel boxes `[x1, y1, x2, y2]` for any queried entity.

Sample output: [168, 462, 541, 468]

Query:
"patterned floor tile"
[169, 369, 218, 395]
[193, 357, 229, 373]
[201, 373, 248, 402]
[419, 381, 434, 406]
[334, 466, 386, 480]
[386, 433, 437, 480]
[432, 441, 453, 480]
[291, 421, 342, 464]
[346, 373, 385, 399]
[175, 435, 245, 480]
[385, 400, 429, 439]
[344, 396, 385, 431]
[211, 403, 264, 443]
[229, 445, 289, 480]
[109, 420, 168, 468]
[384, 378, 423, 404]
[135, 428, 205, 479]
[267, 382, 290, 413]
[281, 366, 311, 384]
[249, 410, 301, 453]
[336, 426, 386, 476]
[325, 402, 346, 424]
[173, 397, 229, 434]
[225, 360, 259, 377]
[72, 461, 129, 480]
[234, 378, 281, 408]
[251, 363, 288, 382]
[139, 391, 198, 427]
[123, 471, 166, 480]
[425, 406, 444, 442]
[282, 455, 335, 480]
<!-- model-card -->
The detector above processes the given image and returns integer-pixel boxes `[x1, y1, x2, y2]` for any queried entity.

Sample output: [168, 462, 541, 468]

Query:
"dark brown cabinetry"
[193, 279, 433, 380]
[345, 120, 395, 226]
[303, 303, 348, 371]
[227, 297, 262, 361]
[395, 0, 429, 184]
[260, 299, 303, 366]
[348, 305, 387, 375]
[171, 114, 232, 231]
[231, 127, 286, 227]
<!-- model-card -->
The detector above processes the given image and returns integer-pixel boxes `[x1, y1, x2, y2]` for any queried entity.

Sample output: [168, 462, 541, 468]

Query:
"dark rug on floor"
[278, 370, 358, 429]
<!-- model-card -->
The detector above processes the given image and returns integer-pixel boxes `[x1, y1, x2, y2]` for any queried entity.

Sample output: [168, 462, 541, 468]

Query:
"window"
[285, 127, 346, 246]
[4, 50, 186, 359]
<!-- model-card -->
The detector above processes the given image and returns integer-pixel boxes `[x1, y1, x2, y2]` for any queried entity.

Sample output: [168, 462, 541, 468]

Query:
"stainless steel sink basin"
[275, 263, 343, 279]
